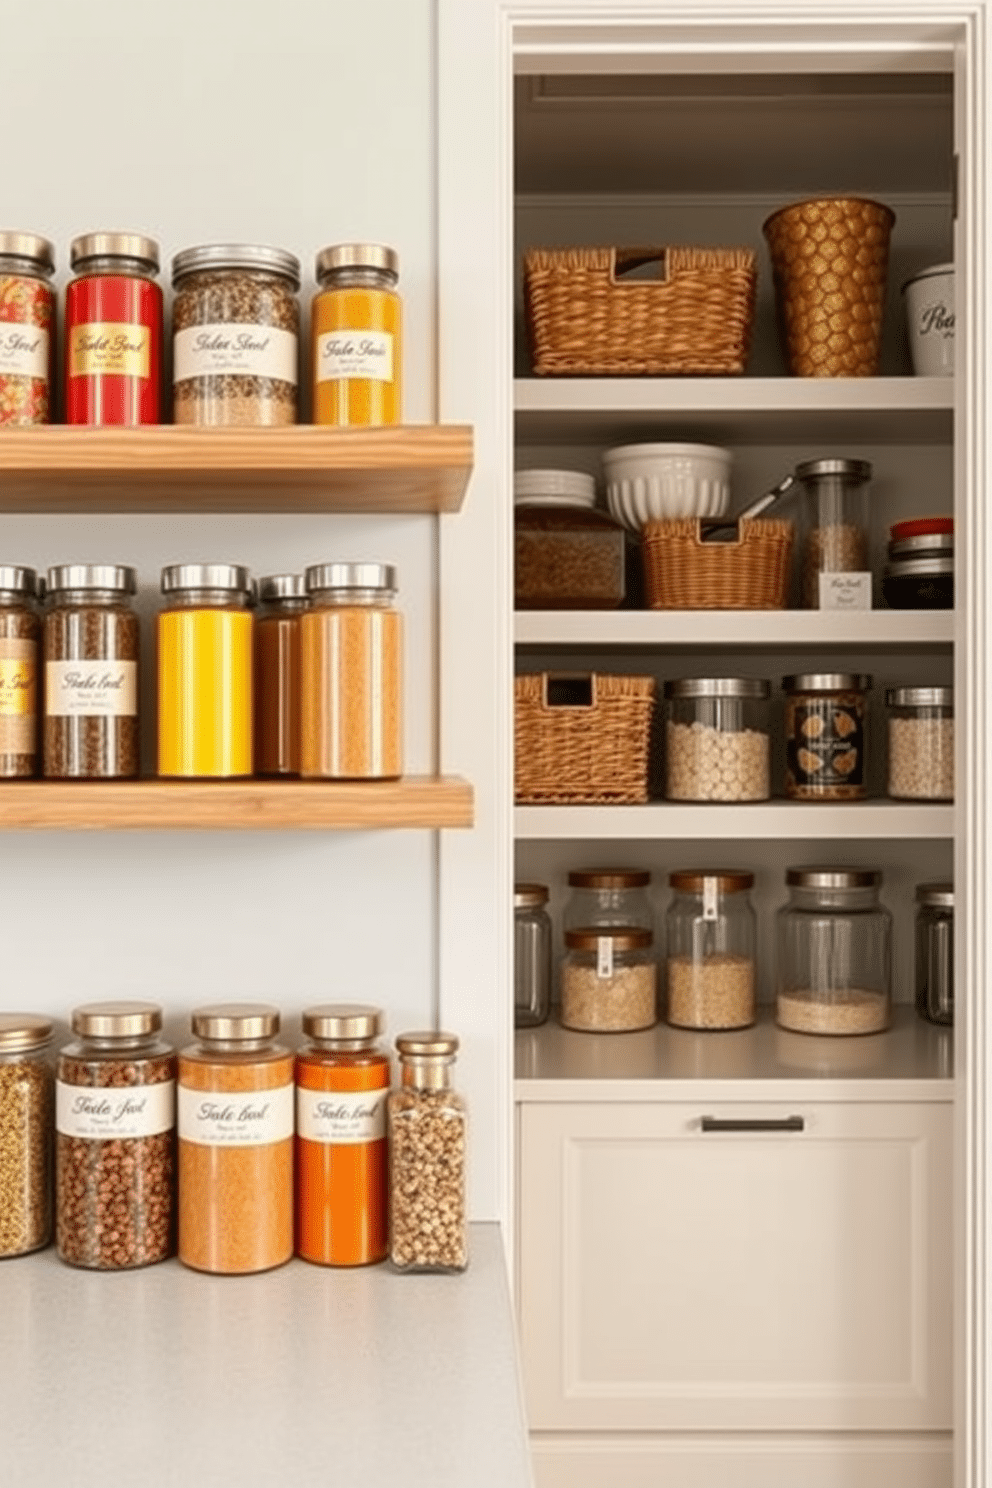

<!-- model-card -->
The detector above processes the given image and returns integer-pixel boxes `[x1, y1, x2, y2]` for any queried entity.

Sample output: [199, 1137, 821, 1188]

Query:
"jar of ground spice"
[44, 564, 139, 779]
[312, 243, 401, 426]
[178, 1003, 294, 1275]
[296, 1004, 390, 1268]
[0, 232, 55, 426]
[0, 566, 40, 778]
[64, 233, 162, 425]
[665, 870, 757, 1030]
[171, 244, 300, 425]
[56, 1001, 176, 1270]
[388, 1032, 467, 1273]
[255, 574, 307, 776]
[0, 1013, 53, 1259]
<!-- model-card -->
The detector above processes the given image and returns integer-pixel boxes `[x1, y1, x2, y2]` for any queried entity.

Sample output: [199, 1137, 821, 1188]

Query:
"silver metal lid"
[395, 1030, 459, 1058]
[70, 233, 160, 272]
[0, 566, 37, 596]
[161, 563, 251, 594]
[301, 1004, 383, 1042]
[304, 562, 397, 594]
[786, 867, 881, 889]
[315, 243, 399, 281]
[795, 458, 872, 483]
[916, 880, 954, 908]
[664, 676, 770, 700]
[515, 882, 550, 908]
[71, 1000, 162, 1039]
[884, 556, 955, 578]
[171, 243, 301, 289]
[258, 573, 306, 602]
[889, 532, 954, 559]
[46, 564, 137, 595]
[0, 232, 55, 273]
[782, 673, 872, 692]
[886, 686, 953, 708]
[0, 1013, 53, 1053]
[191, 1003, 280, 1041]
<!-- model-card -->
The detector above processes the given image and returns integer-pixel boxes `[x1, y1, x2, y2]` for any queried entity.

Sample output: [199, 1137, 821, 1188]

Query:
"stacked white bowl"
[602, 442, 733, 531]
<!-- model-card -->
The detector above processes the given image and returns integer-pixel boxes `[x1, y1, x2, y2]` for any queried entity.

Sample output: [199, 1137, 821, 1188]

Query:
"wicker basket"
[523, 246, 758, 376]
[642, 518, 794, 610]
[515, 673, 655, 804]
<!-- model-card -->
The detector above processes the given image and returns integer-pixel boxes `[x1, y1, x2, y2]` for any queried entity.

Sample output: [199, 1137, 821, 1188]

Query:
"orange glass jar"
[295, 1004, 390, 1267]
[311, 244, 401, 426]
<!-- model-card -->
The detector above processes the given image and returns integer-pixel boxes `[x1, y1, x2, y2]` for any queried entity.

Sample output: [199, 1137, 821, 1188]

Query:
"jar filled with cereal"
[665, 870, 757, 1030]
[886, 686, 953, 801]
[664, 677, 770, 802]
[783, 672, 871, 801]
[561, 927, 656, 1032]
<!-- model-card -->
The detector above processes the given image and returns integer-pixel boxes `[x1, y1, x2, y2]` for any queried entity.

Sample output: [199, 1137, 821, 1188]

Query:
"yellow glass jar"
[311, 244, 401, 426]
[158, 563, 253, 778]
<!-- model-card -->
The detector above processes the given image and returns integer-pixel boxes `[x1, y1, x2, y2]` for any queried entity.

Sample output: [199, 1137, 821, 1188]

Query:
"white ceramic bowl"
[602, 442, 733, 531]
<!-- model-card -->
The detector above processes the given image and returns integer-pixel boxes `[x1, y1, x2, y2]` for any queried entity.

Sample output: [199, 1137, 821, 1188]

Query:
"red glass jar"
[64, 233, 162, 425]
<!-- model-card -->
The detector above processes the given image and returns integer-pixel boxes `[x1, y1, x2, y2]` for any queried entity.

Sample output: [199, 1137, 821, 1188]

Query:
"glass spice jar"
[915, 881, 954, 1026]
[44, 564, 139, 779]
[0, 1013, 54, 1259]
[158, 563, 253, 778]
[254, 574, 307, 776]
[312, 244, 402, 426]
[665, 870, 757, 1030]
[561, 927, 657, 1032]
[515, 883, 552, 1028]
[56, 1001, 176, 1270]
[664, 677, 770, 802]
[0, 565, 40, 777]
[783, 672, 872, 801]
[796, 457, 872, 609]
[883, 554, 954, 610]
[514, 470, 626, 610]
[886, 686, 954, 801]
[178, 1003, 294, 1275]
[388, 1032, 467, 1273]
[64, 233, 162, 425]
[300, 562, 402, 779]
[775, 867, 892, 1036]
[296, 1004, 390, 1268]
[564, 868, 653, 935]
[0, 232, 55, 426]
[171, 244, 301, 426]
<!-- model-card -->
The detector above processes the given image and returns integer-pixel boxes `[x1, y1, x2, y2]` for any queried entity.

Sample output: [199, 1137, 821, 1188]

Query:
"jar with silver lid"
[0, 232, 55, 426]
[312, 243, 401, 426]
[564, 868, 653, 935]
[796, 457, 872, 609]
[172, 244, 301, 426]
[664, 677, 770, 802]
[665, 870, 757, 1030]
[44, 564, 139, 779]
[515, 883, 552, 1028]
[388, 1032, 467, 1273]
[883, 554, 954, 609]
[915, 881, 954, 1026]
[886, 686, 953, 801]
[0, 1013, 54, 1258]
[783, 672, 871, 801]
[0, 565, 40, 777]
[65, 233, 162, 426]
[776, 867, 891, 1036]
[255, 574, 307, 777]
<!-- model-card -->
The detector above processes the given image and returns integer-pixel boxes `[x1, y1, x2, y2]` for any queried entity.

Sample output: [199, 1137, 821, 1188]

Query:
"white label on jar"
[178, 1084, 294, 1146]
[703, 877, 719, 921]
[173, 324, 298, 385]
[296, 1087, 387, 1145]
[0, 325, 49, 380]
[818, 571, 872, 610]
[45, 659, 137, 717]
[596, 936, 614, 979]
[57, 1079, 175, 1139]
[315, 330, 393, 383]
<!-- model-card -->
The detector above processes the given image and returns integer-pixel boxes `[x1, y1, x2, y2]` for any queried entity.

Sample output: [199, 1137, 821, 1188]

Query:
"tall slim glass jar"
[388, 1032, 467, 1273]
[312, 244, 401, 426]
[254, 574, 306, 776]
[0, 565, 39, 777]
[64, 233, 162, 426]
[0, 232, 55, 425]
[0, 1013, 53, 1259]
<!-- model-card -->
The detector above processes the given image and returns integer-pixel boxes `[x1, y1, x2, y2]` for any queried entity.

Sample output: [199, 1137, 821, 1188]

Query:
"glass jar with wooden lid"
[561, 927, 657, 1032]
[665, 870, 757, 1030]
[564, 867, 653, 935]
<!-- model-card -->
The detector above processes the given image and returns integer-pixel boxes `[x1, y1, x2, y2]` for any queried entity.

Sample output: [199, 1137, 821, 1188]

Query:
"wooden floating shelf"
[515, 801, 954, 840]
[0, 424, 474, 514]
[515, 609, 955, 648]
[0, 776, 474, 831]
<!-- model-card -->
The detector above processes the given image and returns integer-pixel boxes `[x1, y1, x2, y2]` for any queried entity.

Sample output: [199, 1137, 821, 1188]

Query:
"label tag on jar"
[296, 1087, 387, 1145]
[315, 330, 394, 383]
[173, 324, 298, 386]
[45, 660, 137, 717]
[596, 936, 614, 979]
[0, 640, 35, 729]
[0, 325, 49, 380]
[178, 1083, 295, 1146]
[818, 572, 872, 610]
[57, 1079, 175, 1139]
[69, 323, 150, 380]
[703, 877, 719, 921]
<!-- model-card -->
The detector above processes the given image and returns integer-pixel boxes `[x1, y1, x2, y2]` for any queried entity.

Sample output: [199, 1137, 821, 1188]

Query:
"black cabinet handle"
[700, 1115, 805, 1133]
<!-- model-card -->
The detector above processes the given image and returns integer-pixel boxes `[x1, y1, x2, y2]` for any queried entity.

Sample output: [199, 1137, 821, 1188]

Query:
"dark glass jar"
[783, 672, 871, 801]
[255, 574, 306, 776]
[882, 555, 954, 609]
[64, 233, 162, 425]
[0, 232, 55, 425]
[0, 565, 40, 777]
[915, 881, 954, 1026]
[515, 883, 552, 1028]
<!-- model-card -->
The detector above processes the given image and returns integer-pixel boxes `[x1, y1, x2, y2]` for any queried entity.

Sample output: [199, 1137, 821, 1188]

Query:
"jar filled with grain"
[886, 686, 954, 801]
[561, 927, 656, 1032]
[388, 1031, 467, 1273]
[44, 565, 139, 779]
[255, 574, 307, 777]
[515, 883, 552, 1028]
[915, 881, 954, 1026]
[564, 868, 653, 935]
[776, 868, 892, 1036]
[514, 470, 626, 610]
[783, 672, 871, 801]
[56, 1001, 176, 1270]
[0, 566, 40, 777]
[171, 244, 300, 425]
[300, 562, 402, 779]
[796, 457, 872, 609]
[312, 243, 401, 426]
[664, 677, 770, 802]
[665, 870, 757, 1030]
[0, 232, 55, 426]
[0, 1013, 53, 1259]
[178, 1003, 294, 1275]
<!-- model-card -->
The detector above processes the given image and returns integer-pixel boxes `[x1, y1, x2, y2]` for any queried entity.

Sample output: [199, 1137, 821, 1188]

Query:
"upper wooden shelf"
[515, 609, 955, 649]
[0, 425, 474, 514]
[0, 776, 474, 831]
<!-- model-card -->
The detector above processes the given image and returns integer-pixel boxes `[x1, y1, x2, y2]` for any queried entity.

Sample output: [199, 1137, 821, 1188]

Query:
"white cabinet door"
[517, 1099, 952, 1432]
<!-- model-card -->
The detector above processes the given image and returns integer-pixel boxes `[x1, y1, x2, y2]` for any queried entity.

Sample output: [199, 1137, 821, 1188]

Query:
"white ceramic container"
[902, 263, 954, 377]
[602, 442, 732, 531]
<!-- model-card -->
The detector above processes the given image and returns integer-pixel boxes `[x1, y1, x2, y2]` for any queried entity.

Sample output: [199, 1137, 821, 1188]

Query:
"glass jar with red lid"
[64, 233, 163, 425]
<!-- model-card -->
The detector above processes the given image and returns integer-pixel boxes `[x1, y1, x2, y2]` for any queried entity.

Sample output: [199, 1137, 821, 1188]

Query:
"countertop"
[1, 1223, 533, 1488]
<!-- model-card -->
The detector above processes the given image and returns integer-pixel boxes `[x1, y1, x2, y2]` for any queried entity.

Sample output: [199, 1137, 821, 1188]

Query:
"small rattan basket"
[642, 518, 794, 610]
[523, 246, 758, 376]
[515, 673, 656, 804]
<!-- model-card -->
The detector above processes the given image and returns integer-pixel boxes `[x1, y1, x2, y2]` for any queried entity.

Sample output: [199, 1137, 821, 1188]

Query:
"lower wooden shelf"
[0, 775, 474, 830]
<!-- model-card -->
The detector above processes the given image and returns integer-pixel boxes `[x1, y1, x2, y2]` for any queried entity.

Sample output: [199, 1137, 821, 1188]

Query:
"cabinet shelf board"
[514, 801, 953, 840]
[514, 377, 953, 445]
[0, 424, 474, 513]
[0, 776, 474, 831]
[515, 609, 954, 649]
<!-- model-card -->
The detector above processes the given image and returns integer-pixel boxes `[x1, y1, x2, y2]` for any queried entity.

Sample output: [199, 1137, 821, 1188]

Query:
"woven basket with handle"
[524, 246, 758, 376]
[515, 672, 656, 804]
[642, 517, 794, 610]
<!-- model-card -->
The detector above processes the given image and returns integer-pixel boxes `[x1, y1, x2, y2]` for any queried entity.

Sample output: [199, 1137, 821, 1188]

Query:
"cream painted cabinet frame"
[437, 2, 992, 1485]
